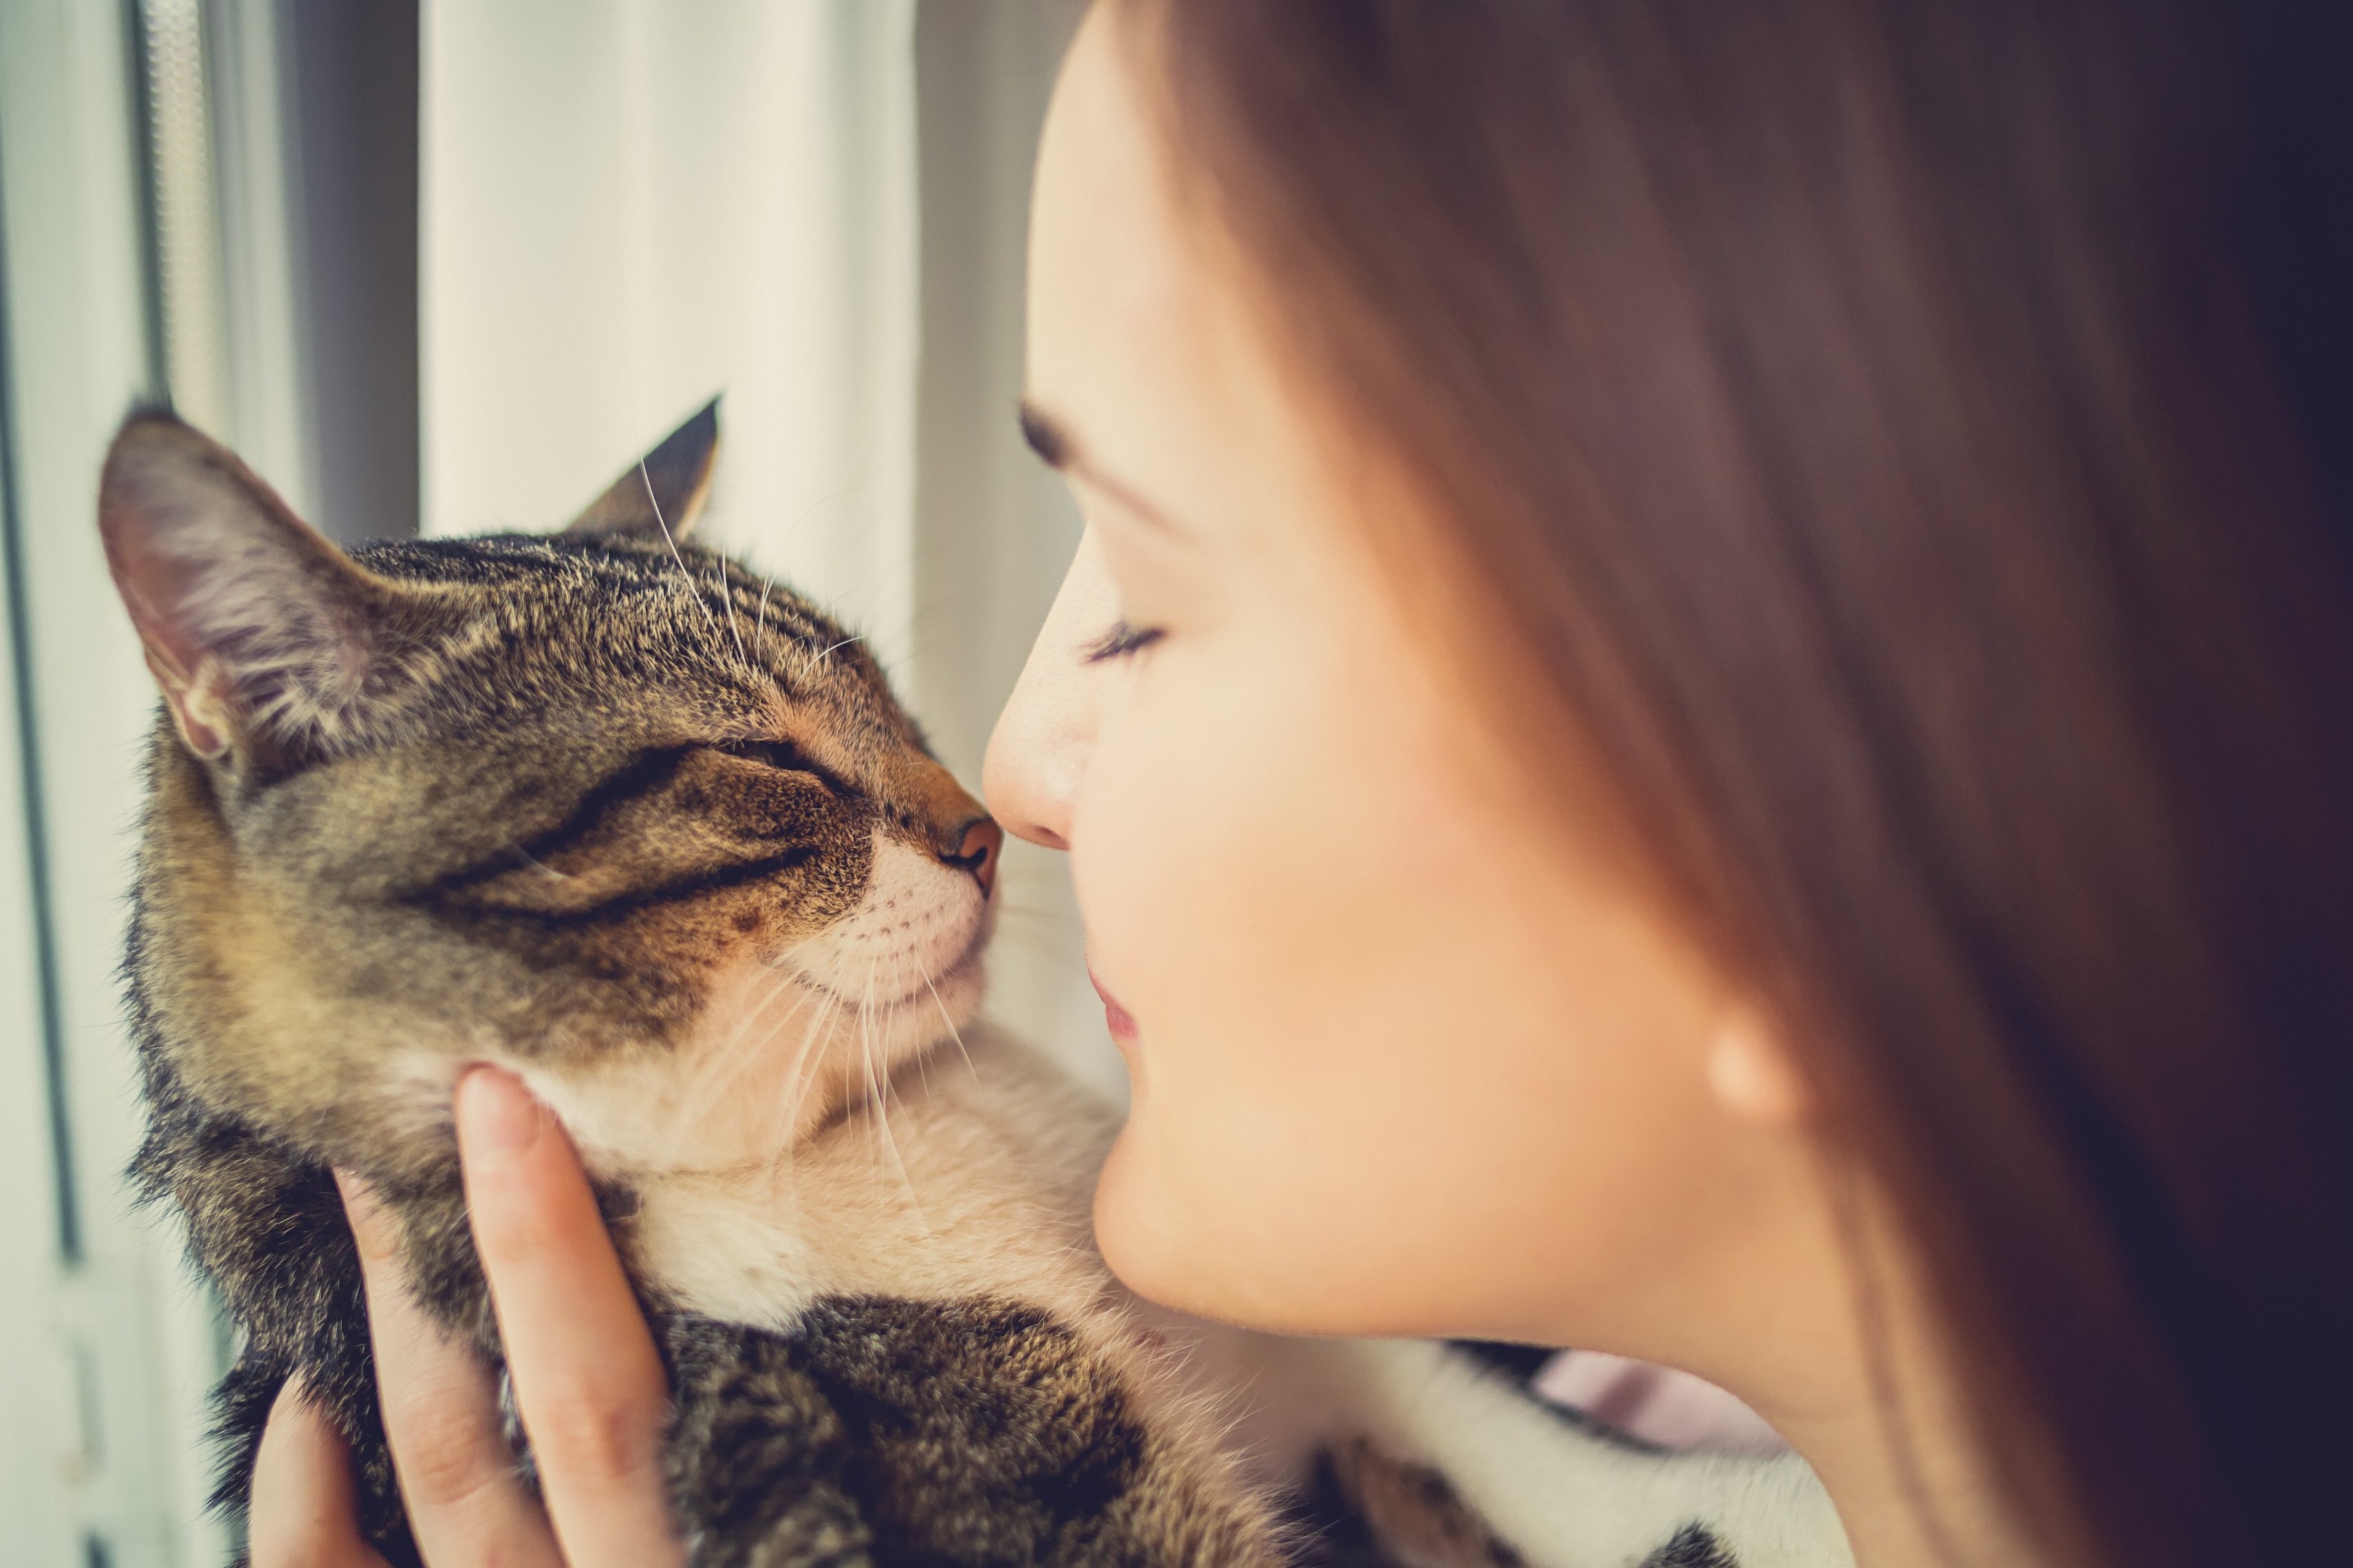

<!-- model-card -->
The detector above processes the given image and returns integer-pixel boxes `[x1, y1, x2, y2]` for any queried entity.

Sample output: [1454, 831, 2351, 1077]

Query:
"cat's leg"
[661, 1316, 876, 1568]
[662, 1299, 1297, 1568]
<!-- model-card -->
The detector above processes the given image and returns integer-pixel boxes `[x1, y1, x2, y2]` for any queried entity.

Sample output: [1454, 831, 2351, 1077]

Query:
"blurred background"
[0, 1, 1101, 1562]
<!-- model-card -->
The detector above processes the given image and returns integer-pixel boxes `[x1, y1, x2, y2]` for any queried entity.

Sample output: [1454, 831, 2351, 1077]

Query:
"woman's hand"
[248, 1067, 682, 1568]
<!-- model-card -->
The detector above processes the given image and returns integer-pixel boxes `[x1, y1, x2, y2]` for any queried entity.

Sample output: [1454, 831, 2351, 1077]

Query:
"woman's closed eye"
[1086, 618, 1164, 663]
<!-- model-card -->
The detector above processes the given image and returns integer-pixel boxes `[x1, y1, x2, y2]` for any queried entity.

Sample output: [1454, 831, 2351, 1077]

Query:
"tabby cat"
[101, 402, 1851, 1568]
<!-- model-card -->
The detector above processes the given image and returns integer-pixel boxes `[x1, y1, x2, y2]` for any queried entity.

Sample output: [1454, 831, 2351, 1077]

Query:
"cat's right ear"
[99, 411, 408, 770]
[563, 396, 721, 541]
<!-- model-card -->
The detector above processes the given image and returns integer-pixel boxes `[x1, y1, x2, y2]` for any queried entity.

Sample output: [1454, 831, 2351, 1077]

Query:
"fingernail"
[455, 1066, 545, 1164]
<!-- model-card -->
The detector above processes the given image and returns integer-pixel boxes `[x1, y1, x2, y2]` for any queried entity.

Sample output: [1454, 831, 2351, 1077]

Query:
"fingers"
[457, 1067, 682, 1568]
[341, 1173, 564, 1568]
[248, 1378, 394, 1568]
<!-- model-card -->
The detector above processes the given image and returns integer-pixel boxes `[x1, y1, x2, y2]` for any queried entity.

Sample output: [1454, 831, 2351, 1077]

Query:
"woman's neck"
[1737, 1215, 2052, 1568]
[1555, 1168, 2054, 1568]
[1761, 1376, 2040, 1568]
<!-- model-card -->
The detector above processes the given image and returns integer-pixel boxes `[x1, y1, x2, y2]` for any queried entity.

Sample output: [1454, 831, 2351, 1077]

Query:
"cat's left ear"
[100, 410, 418, 771]
[563, 396, 721, 541]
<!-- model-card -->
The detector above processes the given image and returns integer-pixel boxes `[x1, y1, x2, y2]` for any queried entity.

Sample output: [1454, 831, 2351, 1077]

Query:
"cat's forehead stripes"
[345, 534, 905, 735]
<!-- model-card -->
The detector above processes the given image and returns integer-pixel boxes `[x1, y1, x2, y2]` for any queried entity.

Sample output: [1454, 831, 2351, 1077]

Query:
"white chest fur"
[609, 1026, 1125, 1336]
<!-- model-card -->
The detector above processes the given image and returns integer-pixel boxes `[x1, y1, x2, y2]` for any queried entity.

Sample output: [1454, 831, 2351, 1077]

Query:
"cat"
[101, 401, 1852, 1568]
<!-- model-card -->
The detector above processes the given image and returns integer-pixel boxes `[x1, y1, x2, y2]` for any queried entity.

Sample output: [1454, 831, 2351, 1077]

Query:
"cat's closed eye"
[713, 738, 817, 774]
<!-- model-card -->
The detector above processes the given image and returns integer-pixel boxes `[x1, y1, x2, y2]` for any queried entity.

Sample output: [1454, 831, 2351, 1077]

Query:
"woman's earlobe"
[1706, 1010, 1811, 1128]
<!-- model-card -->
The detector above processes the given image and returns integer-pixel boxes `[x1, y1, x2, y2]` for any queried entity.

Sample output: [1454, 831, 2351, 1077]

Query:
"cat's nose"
[944, 817, 1003, 899]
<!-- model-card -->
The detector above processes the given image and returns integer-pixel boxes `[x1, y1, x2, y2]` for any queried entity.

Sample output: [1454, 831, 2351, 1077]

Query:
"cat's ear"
[99, 410, 411, 769]
[563, 396, 721, 541]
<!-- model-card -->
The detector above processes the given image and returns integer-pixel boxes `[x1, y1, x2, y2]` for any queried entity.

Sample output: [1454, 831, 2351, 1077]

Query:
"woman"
[254, 2, 2353, 1565]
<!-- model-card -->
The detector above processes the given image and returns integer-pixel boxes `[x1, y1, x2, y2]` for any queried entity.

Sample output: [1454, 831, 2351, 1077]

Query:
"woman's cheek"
[1070, 651, 1259, 1063]
[1075, 634, 1432, 1325]
[1072, 645, 1288, 1261]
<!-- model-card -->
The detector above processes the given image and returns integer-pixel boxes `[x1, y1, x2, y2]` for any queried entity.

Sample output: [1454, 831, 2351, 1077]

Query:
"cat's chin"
[507, 930, 992, 1179]
[794, 931, 988, 1016]
[849, 926, 992, 1078]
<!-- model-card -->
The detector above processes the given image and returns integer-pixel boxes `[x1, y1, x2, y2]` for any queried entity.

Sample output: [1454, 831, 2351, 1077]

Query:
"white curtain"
[422, 0, 920, 664]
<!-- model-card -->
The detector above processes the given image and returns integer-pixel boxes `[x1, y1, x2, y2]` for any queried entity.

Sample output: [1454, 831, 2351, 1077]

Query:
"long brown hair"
[1129, 1, 2353, 1562]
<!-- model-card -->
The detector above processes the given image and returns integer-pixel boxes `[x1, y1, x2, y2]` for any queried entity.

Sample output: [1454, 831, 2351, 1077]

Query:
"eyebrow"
[1015, 398, 1184, 534]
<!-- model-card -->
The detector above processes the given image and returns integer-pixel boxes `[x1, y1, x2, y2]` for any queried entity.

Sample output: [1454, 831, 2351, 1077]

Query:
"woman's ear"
[1706, 1005, 1812, 1128]
[98, 410, 414, 773]
[563, 396, 721, 541]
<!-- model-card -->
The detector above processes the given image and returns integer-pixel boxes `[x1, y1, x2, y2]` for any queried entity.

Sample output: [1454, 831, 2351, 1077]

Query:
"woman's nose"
[984, 526, 1120, 852]
[984, 682, 1082, 851]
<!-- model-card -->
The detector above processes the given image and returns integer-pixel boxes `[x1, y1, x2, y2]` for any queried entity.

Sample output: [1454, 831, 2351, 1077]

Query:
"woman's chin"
[1092, 1121, 1400, 1338]
[1093, 1124, 1243, 1322]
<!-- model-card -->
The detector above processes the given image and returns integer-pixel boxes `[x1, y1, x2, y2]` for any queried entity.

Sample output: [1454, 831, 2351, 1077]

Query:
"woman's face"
[988, 9, 1818, 1353]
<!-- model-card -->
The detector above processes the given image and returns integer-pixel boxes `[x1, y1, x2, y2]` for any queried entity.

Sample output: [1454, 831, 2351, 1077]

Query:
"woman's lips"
[1089, 968, 1140, 1046]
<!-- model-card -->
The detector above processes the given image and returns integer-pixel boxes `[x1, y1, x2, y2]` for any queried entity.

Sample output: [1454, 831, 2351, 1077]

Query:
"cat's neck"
[532, 1025, 1120, 1333]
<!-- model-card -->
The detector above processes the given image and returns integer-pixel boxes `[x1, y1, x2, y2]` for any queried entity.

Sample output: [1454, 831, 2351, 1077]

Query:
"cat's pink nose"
[947, 818, 1002, 899]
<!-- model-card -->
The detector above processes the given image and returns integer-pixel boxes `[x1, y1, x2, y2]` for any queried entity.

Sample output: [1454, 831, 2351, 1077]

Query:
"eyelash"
[1086, 619, 1165, 663]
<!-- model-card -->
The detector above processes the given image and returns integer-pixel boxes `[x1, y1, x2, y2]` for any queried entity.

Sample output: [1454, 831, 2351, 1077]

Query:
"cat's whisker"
[856, 956, 891, 1157]
[790, 983, 845, 1119]
[757, 927, 833, 972]
[759, 997, 817, 1164]
[751, 990, 819, 1181]
[751, 947, 849, 1153]
[798, 933, 874, 1115]
[697, 976, 827, 1155]
[672, 971, 783, 1135]
[922, 966, 980, 1083]
[510, 845, 572, 880]
[823, 585, 979, 660]
[765, 986, 844, 1212]
[910, 1026, 935, 1102]
[639, 458, 736, 664]
[857, 954, 935, 1243]
[677, 923, 856, 1172]
[695, 979, 786, 1108]
[679, 968, 822, 1163]
[710, 556, 750, 670]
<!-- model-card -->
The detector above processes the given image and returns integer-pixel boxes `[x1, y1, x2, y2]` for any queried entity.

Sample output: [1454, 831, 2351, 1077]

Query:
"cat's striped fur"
[103, 403, 1850, 1567]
